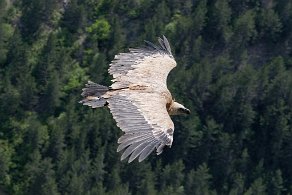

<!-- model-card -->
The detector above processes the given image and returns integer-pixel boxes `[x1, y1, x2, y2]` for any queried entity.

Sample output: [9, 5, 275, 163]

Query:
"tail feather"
[79, 81, 109, 108]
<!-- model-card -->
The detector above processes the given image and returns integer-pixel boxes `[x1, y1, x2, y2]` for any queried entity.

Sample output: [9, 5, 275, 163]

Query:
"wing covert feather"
[109, 36, 176, 89]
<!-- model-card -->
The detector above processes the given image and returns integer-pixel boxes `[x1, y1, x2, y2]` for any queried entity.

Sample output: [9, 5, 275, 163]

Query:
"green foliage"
[233, 10, 257, 47]
[257, 9, 282, 40]
[160, 160, 184, 190]
[0, 0, 291, 194]
[86, 18, 111, 41]
[185, 163, 213, 195]
[62, 62, 88, 92]
[0, 140, 13, 186]
[213, 0, 232, 43]
[245, 177, 266, 195]
[0, 23, 14, 63]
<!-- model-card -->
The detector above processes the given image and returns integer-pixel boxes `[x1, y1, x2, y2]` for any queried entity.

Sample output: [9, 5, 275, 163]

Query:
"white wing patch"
[109, 48, 176, 90]
[108, 92, 174, 163]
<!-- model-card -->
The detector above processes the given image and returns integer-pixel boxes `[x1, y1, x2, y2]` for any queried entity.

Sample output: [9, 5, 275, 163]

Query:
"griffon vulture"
[80, 36, 190, 163]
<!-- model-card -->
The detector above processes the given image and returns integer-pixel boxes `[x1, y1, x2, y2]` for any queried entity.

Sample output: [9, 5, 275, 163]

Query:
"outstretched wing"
[108, 91, 174, 163]
[108, 36, 176, 90]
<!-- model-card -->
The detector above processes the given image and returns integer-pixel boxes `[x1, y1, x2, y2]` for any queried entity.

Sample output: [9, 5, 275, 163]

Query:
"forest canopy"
[0, 0, 291, 194]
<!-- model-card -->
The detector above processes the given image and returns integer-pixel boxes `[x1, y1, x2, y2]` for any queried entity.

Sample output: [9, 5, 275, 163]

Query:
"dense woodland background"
[0, 0, 292, 194]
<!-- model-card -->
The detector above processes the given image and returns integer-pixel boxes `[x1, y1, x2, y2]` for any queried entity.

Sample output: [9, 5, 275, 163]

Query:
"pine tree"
[185, 163, 214, 195]
[159, 160, 185, 192]
[245, 177, 266, 195]
[0, 140, 13, 187]
[268, 169, 285, 195]
[26, 157, 60, 195]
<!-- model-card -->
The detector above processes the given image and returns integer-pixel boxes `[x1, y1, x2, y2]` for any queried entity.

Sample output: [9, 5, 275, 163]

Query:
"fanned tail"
[79, 81, 109, 108]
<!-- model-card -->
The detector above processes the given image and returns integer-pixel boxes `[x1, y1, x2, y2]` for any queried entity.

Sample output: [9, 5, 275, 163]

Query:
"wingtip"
[162, 35, 168, 41]
[128, 157, 135, 163]
[120, 155, 127, 161]
[161, 35, 167, 41]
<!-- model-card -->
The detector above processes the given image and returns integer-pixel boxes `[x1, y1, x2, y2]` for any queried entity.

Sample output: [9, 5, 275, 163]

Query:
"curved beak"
[184, 108, 191, 115]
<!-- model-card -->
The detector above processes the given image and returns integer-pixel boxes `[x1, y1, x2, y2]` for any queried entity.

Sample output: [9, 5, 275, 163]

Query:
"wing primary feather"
[128, 142, 151, 163]
[156, 133, 168, 142]
[117, 134, 154, 152]
[116, 119, 148, 125]
[156, 142, 166, 155]
[146, 36, 172, 55]
[116, 123, 150, 131]
[144, 40, 161, 51]
[162, 35, 172, 55]
[158, 37, 166, 51]
[120, 141, 145, 161]
[118, 132, 151, 143]
[138, 141, 160, 162]
[117, 122, 147, 128]
[115, 115, 145, 120]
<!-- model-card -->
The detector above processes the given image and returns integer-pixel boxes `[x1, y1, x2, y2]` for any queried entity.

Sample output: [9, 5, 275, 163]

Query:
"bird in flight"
[80, 36, 190, 163]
